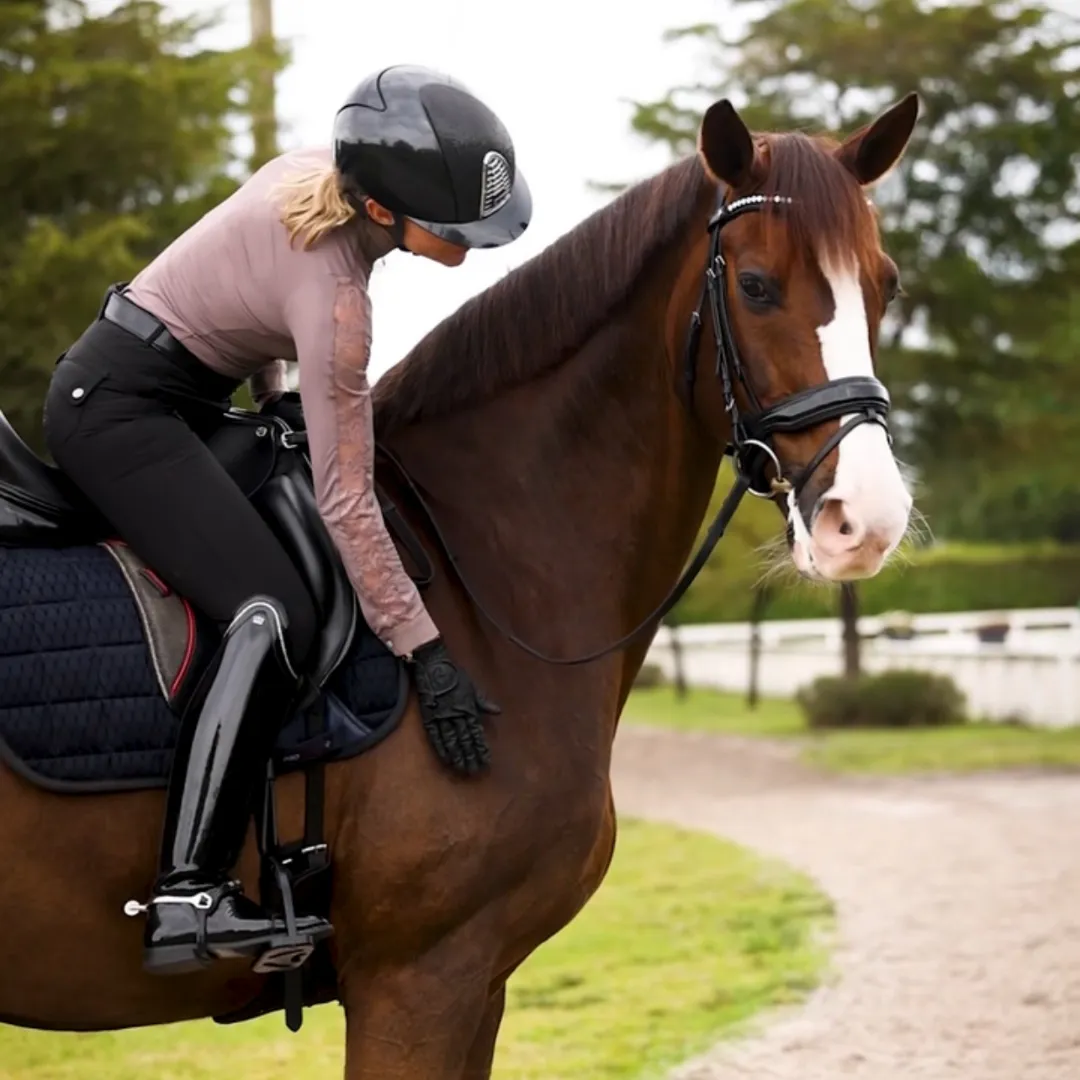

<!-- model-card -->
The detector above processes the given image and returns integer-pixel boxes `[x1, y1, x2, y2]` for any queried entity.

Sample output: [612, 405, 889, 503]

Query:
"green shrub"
[676, 542, 1080, 624]
[796, 670, 967, 730]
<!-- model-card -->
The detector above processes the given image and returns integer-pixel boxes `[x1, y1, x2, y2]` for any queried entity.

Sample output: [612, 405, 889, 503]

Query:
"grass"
[625, 686, 804, 737]
[800, 723, 1080, 774]
[625, 686, 1080, 775]
[0, 819, 833, 1080]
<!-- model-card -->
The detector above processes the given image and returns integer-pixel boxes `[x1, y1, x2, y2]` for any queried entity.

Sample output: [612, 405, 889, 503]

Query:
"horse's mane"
[371, 131, 880, 437]
[372, 155, 710, 436]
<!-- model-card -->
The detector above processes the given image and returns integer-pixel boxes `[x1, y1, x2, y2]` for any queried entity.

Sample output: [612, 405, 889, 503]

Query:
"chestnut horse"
[0, 94, 918, 1077]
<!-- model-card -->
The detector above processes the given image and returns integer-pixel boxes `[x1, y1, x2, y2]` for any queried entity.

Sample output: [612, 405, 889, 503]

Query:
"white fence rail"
[645, 608, 1080, 729]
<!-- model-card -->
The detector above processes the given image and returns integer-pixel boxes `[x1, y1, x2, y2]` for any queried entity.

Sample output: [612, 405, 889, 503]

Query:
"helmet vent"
[479, 151, 512, 218]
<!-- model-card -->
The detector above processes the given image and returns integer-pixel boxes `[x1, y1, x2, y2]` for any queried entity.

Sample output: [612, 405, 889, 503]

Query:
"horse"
[0, 92, 919, 1077]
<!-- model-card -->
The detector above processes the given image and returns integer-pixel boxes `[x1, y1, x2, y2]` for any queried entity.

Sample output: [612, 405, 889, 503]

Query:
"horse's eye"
[738, 273, 773, 306]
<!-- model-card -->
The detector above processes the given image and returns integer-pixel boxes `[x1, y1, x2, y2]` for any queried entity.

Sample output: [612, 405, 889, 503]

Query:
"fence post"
[664, 615, 688, 700]
[840, 583, 861, 680]
[747, 583, 770, 709]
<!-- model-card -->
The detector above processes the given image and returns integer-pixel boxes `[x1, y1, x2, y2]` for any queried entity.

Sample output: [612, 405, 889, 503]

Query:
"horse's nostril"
[812, 497, 868, 555]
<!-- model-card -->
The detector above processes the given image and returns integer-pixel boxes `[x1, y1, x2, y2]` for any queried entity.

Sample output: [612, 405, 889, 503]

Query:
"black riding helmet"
[332, 64, 532, 250]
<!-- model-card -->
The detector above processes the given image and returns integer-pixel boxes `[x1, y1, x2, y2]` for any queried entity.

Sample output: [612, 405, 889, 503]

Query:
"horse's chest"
[505, 702, 618, 881]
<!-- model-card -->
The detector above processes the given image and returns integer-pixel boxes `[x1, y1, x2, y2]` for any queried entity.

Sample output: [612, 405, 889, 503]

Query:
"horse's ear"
[698, 100, 761, 190]
[835, 92, 920, 186]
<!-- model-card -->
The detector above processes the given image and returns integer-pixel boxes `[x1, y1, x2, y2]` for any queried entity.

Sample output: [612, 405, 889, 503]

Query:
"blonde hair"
[275, 164, 358, 250]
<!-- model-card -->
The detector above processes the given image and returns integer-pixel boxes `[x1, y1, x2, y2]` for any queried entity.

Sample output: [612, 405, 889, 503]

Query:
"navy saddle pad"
[0, 544, 407, 793]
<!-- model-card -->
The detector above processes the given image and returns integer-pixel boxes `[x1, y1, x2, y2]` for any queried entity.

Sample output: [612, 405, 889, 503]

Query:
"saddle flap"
[253, 458, 357, 691]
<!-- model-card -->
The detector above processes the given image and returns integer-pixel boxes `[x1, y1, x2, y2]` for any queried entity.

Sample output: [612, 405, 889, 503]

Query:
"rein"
[376, 442, 750, 665]
[376, 192, 893, 667]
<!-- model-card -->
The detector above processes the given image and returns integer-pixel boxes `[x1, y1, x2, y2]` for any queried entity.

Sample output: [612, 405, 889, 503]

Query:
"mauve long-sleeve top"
[125, 146, 439, 657]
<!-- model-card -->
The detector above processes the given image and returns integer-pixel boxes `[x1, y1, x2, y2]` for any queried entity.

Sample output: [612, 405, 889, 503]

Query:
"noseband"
[682, 193, 891, 501]
[375, 191, 898, 666]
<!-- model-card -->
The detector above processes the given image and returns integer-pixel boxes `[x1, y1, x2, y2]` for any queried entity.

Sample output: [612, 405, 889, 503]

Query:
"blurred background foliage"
[0, 0, 282, 446]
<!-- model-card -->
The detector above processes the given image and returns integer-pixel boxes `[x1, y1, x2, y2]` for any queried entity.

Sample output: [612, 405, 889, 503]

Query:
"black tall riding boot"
[131, 596, 333, 976]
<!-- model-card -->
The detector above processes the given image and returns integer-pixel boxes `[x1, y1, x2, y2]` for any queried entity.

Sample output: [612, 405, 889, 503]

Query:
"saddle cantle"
[0, 411, 107, 545]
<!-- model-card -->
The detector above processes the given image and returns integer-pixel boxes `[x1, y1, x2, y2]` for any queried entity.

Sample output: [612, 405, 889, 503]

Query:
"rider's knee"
[276, 578, 319, 671]
[229, 584, 318, 674]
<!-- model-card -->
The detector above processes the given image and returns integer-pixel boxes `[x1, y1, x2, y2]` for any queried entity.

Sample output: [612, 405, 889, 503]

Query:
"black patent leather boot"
[129, 597, 333, 976]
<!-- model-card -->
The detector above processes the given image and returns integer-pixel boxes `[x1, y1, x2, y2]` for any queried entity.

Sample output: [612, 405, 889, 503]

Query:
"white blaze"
[790, 257, 912, 567]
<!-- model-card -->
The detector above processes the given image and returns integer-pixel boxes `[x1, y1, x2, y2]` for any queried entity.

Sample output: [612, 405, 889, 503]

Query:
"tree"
[928, 239, 1080, 540]
[0, 0, 285, 450]
[624, 0, 1080, 541]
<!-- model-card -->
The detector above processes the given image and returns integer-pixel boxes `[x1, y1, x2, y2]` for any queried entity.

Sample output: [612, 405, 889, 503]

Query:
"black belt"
[100, 289, 191, 360]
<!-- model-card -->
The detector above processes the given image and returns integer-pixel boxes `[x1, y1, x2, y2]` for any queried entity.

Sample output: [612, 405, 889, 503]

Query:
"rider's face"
[401, 220, 469, 267]
[361, 198, 468, 267]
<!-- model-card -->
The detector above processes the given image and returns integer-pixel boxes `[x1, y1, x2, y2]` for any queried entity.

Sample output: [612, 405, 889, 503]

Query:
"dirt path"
[611, 727, 1080, 1080]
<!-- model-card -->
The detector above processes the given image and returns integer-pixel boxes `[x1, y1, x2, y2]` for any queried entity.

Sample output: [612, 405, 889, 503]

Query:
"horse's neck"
[390, 272, 721, 658]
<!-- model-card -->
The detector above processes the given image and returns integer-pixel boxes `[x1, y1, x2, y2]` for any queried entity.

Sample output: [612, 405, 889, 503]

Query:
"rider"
[41, 64, 532, 975]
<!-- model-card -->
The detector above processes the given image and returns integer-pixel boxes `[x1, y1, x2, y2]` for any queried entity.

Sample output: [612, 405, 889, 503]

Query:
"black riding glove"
[408, 638, 499, 776]
[260, 391, 306, 431]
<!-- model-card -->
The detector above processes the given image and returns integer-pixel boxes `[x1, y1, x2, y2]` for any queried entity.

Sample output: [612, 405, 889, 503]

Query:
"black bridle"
[682, 193, 891, 502]
[376, 192, 893, 666]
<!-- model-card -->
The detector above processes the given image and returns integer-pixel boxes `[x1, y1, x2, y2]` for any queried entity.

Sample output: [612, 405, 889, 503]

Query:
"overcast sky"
[158, 0, 733, 377]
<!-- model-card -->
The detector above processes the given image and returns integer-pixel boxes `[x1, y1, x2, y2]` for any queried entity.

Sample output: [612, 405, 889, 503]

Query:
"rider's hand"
[408, 637, 499, 776]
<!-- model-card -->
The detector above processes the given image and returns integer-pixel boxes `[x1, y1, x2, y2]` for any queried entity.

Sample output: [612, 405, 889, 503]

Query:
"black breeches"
[42, 319, 318, 665]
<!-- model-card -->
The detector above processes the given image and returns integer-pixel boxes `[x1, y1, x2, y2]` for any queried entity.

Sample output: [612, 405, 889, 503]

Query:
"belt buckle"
[97, 282, 128, 320]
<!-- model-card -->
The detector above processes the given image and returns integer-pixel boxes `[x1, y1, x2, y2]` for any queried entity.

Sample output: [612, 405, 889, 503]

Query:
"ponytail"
[275, 164, 357, 250]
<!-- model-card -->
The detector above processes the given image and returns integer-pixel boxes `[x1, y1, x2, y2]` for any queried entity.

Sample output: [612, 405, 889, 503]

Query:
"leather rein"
[376, 192, 893, 666]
